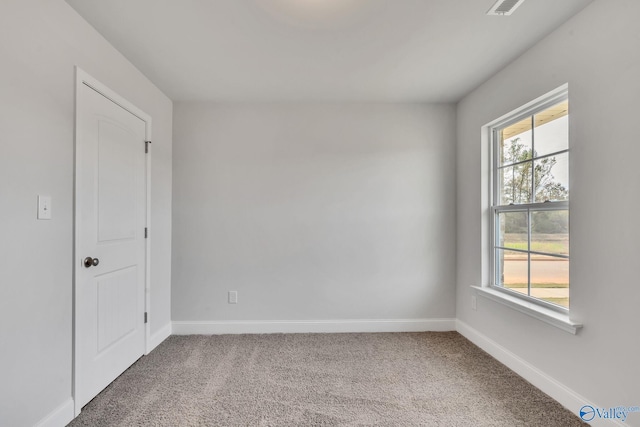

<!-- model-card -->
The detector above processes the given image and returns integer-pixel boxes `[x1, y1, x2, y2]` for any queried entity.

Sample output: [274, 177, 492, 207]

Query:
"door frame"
[73, 67, 152, 416]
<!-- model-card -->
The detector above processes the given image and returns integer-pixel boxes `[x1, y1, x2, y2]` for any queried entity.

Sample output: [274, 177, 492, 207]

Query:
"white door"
[75, 79, 147, 410]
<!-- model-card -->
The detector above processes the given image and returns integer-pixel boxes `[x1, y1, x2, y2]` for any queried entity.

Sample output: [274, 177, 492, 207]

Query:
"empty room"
[1, 0, 639, 426]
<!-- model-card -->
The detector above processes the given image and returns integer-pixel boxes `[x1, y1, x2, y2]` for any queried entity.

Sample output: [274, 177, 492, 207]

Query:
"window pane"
[499, 162, 532, 205]
[492, 91, 570, 311]
[534, 152, 568, 202]
[498, 211, 528, 250]
[534, 100, 568, 157]
[499, 117, 532, 167]
[531, 210, 569, 256]
[531, 254, 569, 308]
[496, 248, 528, 296]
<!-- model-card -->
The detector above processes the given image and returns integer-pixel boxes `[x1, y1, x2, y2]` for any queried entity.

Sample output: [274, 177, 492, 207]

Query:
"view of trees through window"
[494, 99, 569, 309]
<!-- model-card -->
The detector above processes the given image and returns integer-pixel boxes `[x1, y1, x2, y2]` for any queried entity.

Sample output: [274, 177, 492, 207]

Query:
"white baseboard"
[147, 322, 172, 354]
[35, 397, 74, 427]
[172, 318, 456, 335]
[455, 320, 625, 427]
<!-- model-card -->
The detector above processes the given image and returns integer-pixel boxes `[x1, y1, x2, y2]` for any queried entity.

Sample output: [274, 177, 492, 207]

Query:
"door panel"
[97, 119, 139, 242]
[76, 82, 147, 409]
[96, 266, 138, 353]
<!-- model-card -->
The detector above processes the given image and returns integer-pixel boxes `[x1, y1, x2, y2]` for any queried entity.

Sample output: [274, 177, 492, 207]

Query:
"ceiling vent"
[486, 0, 526, 16]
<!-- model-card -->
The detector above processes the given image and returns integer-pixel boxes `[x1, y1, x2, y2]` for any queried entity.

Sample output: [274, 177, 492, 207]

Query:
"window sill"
[471, 286, 583, 335]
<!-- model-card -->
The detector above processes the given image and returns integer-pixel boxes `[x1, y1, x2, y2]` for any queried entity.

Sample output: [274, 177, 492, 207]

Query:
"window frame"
[489, 89, 570, 314]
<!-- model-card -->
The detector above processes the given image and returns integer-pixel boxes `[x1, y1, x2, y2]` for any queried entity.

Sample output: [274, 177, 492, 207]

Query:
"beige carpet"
[68, 332, 586, 426]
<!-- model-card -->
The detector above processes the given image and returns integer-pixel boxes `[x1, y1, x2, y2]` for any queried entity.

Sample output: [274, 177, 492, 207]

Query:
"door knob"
[84, 257, 100, 268]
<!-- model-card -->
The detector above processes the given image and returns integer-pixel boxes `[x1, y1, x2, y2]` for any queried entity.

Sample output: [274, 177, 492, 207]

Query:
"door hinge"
[145, 140, 152, 153]
[144, 227, 148, 238]
[144, 312, 148, 324]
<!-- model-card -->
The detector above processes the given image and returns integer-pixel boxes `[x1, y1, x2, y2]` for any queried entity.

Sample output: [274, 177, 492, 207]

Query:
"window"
[491, 91, 569, 312]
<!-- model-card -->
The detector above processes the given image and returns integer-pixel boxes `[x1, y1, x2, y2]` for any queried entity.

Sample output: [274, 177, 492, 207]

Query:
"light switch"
[38, 195, 52, 220]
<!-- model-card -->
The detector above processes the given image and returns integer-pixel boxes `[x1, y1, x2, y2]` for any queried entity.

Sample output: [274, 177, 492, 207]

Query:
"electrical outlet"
[471, 295, 477, 311]
[228, 291, 238, 304]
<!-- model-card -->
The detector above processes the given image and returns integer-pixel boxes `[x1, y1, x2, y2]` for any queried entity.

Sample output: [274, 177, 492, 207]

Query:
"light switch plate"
[38, 195, 52, 220]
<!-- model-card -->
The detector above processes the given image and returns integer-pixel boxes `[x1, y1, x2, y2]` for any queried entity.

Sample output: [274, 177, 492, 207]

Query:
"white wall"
[0, 1, 172, 426]
[456, 0, 640, 422]
[172, 103, 456, 324]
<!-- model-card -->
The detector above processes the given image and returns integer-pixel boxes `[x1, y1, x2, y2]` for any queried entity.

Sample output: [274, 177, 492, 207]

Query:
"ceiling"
[65, 0, 593, 103]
